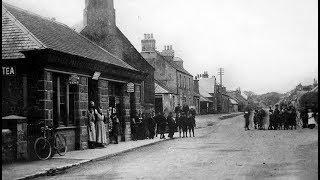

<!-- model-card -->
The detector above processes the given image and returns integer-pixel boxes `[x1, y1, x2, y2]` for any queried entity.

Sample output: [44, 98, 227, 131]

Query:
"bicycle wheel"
[55, 133, 67, 156]
[34, 137, 52, 160]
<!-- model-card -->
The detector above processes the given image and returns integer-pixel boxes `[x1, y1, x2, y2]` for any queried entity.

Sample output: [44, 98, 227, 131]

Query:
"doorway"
[88, 79, 99, 106]
[155, 96, 163, 114]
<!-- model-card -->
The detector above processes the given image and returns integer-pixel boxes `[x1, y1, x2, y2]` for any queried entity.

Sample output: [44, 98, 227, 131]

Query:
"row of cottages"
[196, 72, 247, 114]
[140, 34, 200, 116]
[226, 88, 248, 112]
[2, 0, 154, 162]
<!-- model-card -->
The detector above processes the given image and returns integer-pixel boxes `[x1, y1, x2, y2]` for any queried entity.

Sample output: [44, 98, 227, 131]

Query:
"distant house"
[197, 74, 216, 114]
[140, 34, 195, 114]
[226, 88, 248, 112]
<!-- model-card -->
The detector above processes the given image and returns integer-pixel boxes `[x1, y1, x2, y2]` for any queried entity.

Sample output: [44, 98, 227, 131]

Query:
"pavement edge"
[16, 139, 168, 180]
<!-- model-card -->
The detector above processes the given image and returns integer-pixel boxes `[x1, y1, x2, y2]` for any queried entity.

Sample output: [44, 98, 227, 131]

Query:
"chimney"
[141, 33, 156, 52]
[83, 0, 116, 35]
[160, 44, 174, 58]
[193, 78, 200, 94]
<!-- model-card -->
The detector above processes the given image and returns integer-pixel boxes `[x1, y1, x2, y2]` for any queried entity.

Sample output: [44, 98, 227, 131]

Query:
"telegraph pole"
[218, 68, 224, 86]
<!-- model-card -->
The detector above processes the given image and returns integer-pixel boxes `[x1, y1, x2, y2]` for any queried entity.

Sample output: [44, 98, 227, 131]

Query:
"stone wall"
[98, 79, 110, 144]
[75, 76, 89, 150]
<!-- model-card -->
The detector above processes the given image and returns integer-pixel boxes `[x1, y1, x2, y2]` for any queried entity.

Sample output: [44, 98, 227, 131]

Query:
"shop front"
[2, 49, 145, 161]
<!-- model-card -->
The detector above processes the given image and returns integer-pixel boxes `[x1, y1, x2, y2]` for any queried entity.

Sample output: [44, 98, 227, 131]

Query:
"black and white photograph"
[2, 0, 318, 179]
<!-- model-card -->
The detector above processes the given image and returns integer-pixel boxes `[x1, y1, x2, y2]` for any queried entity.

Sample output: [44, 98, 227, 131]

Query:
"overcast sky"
[4, 0, 318, 94]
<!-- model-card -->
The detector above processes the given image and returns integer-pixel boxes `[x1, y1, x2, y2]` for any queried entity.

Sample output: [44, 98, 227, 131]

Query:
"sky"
[4, 0, 318, 94]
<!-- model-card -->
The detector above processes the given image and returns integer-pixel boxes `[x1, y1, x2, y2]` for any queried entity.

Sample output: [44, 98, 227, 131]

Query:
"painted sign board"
[2, 66, 16, 76]
[127, 82, 134, 93]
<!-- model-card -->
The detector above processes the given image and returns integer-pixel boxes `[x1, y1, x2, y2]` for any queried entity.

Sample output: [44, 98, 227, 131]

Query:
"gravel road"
[36, 114, 318, 180]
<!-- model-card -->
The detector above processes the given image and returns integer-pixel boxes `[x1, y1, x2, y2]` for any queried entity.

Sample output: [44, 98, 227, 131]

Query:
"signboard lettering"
[69, 74, 79, 84]
[92, 71, 101, 80]
[127, 82, 134, 93]
[2, 66, 16, 76]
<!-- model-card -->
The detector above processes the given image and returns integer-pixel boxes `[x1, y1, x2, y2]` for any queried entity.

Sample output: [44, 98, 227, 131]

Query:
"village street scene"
[2, 0, 318, 179]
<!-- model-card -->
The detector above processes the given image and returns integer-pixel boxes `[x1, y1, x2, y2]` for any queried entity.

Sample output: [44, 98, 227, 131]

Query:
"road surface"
[37, 114, 318, 179]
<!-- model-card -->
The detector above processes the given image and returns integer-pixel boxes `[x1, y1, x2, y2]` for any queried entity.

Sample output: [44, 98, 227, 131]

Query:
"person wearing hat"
[244, 107, 251, 131]
[273, 104, 280, 130]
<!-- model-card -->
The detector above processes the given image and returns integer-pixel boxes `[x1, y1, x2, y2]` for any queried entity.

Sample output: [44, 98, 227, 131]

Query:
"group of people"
[87, 101, 198, 148]
[130, 104, 197, 140]
[267, 104, 297, 130]
[87, 101, 120, 149]
[244, 104, 318, 131]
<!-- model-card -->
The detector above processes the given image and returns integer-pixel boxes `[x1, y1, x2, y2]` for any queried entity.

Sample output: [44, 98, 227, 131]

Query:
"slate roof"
[154, 79, 176, 94]
[200, 95, 213, 102]
[2, 6, 44, 59]
[226, 91, 248, 104]
[2, 3, 136, 71]
[199, 86, 213, 98]
[159, 53, 193, 77]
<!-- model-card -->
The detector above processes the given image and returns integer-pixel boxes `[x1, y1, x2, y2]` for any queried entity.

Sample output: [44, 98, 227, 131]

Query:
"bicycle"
[34, 123, 67, 160]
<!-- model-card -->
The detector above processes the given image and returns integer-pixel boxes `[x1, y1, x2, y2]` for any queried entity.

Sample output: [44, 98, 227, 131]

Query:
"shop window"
[53, 73, 76, 127]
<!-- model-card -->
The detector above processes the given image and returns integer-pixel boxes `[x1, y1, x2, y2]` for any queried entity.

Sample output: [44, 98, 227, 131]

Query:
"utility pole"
[218, 68, 224, 86]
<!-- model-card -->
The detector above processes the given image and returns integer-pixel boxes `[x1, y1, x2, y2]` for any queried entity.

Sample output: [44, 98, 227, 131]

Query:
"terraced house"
[140, 34, 198, 115]
[2, 2, 154, 162]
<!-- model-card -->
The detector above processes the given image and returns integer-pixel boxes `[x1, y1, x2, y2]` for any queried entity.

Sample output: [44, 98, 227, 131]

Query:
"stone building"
[140, 34, 195, 114]
[79, 0, 155, 114]
[2, 2, 148, 161]
[197, 72, 216, 114]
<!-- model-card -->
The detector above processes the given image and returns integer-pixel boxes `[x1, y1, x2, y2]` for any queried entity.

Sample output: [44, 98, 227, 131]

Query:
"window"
[179, 74, 182, 88]
[53, 73, 76, 127]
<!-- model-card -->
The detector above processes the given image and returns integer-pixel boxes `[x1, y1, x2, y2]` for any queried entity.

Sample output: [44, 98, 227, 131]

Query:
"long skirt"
[88, 121, 96, 142]
[96, 120, 107, 144]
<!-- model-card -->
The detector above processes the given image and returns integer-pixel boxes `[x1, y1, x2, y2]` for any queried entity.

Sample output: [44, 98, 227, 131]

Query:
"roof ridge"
[77, 27, 137, 71]
[2, 2, 72, 30]
[154, 79, 177, 94]
[2, 4, 46, 49]
[156, 52, 193, 76]
[3, 2, 137, 71]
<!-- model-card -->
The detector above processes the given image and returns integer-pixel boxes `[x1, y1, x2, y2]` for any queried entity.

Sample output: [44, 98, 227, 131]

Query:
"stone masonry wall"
[75, 76, 89, 150]
[98, 79, 110, 144]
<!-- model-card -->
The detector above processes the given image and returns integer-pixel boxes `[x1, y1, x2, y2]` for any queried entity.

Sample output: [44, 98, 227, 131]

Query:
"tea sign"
[2, 66, 16, 76]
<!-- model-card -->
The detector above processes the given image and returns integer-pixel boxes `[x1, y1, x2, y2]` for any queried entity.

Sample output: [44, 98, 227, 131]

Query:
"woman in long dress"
[87, 101, 96, 149]
[95, 106, 108, 147]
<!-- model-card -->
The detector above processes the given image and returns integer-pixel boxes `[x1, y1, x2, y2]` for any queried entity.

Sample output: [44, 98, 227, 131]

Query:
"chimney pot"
[151, 34, 153, 38]
[170, 45, 172, 50]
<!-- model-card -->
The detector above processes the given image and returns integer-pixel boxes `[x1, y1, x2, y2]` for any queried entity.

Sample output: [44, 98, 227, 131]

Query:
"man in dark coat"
[253, 109, 259, 129]
[111, 114, 119, 144]
[155, 112, 167, 139]
[130, 117, 137, 141]
[244, 107, 251, 131]
[300, 108, 308, 128]
[283, 106, 290, 130]
[187, 109, 196, 137]
[258, 108, 266, 130]
[167, 112, 175, 139]
[273, 104, 280, 130]
[148, 111, 156, 139]
[182, 104, 190, 114]
[175, 104, 181, 117]
[181, 112, 188, 138]
[268, 107, 274, 130]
